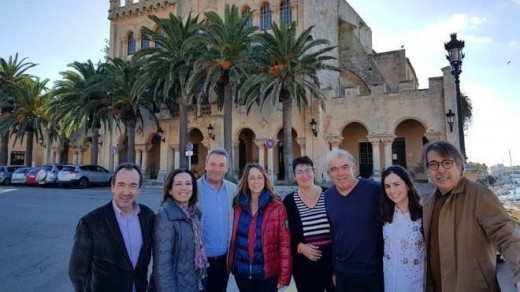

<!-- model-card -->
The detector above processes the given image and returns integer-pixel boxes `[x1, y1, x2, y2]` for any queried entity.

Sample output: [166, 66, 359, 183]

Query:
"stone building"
[12, 0, 462, 183]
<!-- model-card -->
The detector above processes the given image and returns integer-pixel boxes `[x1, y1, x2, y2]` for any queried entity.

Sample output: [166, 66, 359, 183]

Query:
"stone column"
[141, 149, 149, 177]
[325, 134, 344, 150]
[381, 135, 396, 169]
[78, 150, 84, 164]
[73, 152, 79, 165]
[113, 152, 120, 171]
[233, 139, 240, 179]
[254, 140, 266, 168]
[367, 136, 381, 177]
[136, 150, 142, 169]
[295, 137, 306, 157]
[50, 151, 56, 164]
[173, 144, 180, 169]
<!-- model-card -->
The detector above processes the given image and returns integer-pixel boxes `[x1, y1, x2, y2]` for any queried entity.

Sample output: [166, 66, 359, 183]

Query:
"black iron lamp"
[207, 124, 215, 140]
[445, 33, 466, 159]
[157, 127, 166, 143]
[309, 118, 318, 137]
[38, 136, 46, 147]
[446, 109, 455, 132]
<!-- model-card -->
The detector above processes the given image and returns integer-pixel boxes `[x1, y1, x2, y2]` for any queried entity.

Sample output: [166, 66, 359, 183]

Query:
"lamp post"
[309, 118, 318, 137]
[446, 109, 455, 132]
[444, 33, 466, 160]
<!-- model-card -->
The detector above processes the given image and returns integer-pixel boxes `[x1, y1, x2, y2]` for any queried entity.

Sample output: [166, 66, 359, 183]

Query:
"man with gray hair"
[197, 147, 237, 292]
[324, 148, 383, 292]
[422, 140, 520, 292]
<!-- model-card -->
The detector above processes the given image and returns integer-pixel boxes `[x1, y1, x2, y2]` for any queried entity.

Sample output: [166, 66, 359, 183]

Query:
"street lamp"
[309, 118, 318, 137]
[444, 33, 466, 159]
[446, 109, 455, 132]
[207, 124, 215, 140]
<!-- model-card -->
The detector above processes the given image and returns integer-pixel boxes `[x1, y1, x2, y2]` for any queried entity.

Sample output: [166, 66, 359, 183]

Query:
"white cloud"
[509, 40, 518, 46]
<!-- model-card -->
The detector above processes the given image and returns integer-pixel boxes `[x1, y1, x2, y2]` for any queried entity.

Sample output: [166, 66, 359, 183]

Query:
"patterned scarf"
[176, 202, 209, 280]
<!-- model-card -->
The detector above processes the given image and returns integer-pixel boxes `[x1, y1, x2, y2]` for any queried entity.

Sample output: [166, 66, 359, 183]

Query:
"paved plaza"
[0, 184, 516, 291]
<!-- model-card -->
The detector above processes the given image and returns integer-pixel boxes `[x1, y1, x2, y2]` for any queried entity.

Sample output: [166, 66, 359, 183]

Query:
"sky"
[1, 0, 519, 167]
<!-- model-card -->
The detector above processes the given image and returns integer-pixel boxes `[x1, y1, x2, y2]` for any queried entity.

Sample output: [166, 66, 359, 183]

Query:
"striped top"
[294, 192, 332, 246]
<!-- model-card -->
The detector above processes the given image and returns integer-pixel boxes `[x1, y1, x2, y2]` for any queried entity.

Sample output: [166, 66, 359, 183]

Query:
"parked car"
[11, 167, 31, 185]
[57, 165, 113, 188]
[25, 168, 41, 185]
[36, 164, 65, 186]
[0, 165, 22, 185]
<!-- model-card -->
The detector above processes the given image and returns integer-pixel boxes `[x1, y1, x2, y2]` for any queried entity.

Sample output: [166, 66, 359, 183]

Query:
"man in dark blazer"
[69, 163, 154, 292]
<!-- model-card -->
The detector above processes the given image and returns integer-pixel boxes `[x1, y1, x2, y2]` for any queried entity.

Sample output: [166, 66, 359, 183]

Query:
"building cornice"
[108, 0, 176, 20]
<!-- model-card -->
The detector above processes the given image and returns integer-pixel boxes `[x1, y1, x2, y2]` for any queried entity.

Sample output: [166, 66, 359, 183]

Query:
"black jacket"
[68, 202, 154, 292]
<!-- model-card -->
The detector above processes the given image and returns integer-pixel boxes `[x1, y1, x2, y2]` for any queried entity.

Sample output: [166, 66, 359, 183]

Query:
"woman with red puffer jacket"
[228, 163, 292, 292]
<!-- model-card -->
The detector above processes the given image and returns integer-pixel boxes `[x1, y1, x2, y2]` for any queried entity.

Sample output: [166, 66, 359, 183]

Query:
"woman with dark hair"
[379, 165, 424, 292]
[152, 169, 208, 292]
[228, 163, 292, 291]
[283, 156, 333, 292]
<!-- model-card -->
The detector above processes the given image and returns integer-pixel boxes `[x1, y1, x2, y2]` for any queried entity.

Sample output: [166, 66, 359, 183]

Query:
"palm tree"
[104, 57, 157, 163]
[0, 54, 37, 164]
[137, 13, 202, 169]
[0, 76, 50, 166]
[188, 4, 259, 181]
[50, 60, 112, 164]
[239, 22, 338, 182]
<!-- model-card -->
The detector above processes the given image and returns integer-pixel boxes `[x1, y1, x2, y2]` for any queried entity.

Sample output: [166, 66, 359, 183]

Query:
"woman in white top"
[379, 165, 425, 292]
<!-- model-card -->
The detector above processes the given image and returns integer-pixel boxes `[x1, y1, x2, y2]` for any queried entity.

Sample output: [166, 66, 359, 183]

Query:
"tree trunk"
[0, 132, 8, 165]
[91, 128, 99, 165]
[179, 98, 189, 169]
[282, 92, 294, 183]
[25, 132, 34, 167]
[126, 120, 136, 163]
[224, 84, 234, 182]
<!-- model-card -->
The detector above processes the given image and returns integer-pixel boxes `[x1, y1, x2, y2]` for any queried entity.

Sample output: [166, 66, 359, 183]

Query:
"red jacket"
[228, 198, 292, 286]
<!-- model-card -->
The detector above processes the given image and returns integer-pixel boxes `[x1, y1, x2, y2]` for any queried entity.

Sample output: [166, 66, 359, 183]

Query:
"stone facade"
[11, 0, 461, 183]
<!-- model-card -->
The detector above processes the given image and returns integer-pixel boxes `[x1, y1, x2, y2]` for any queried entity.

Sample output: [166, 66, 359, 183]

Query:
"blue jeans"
[335, 271, 383, 292]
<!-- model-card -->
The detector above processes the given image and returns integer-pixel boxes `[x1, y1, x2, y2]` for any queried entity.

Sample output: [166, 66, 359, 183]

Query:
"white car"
[11, 167, 31, 185]
[57, 165, 113, 188]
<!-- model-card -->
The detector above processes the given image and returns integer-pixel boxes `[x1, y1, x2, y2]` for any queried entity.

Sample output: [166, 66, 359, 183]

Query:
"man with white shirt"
[69, 163, 154, 292]
[197, 147, 237, 292]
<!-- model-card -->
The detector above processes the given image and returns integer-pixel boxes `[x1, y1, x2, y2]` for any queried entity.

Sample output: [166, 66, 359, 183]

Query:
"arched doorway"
[393, 119, 427, 176]
[275, 129, 300, 181]
[238, 128, 257, 179]
[189, 128, 208, 176]
[147, 135, 161, 179]
[82, 137, 92, 164]
[340, 122, 371, 178]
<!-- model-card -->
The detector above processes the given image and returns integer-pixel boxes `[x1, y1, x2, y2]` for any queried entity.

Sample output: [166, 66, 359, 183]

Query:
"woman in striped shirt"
[283, 156, 334, 292]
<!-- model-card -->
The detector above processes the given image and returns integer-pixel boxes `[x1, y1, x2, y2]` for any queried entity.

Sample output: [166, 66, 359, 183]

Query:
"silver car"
[57, 165, 113, 188]
[0, 166, 22, 185]
[36, 164, 65, 186]
[11, 167, 31, 185]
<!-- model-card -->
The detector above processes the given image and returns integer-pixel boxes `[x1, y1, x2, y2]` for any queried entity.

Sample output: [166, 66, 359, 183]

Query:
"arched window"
[127, 32, 136, 55]
[242, 7, 253, 27]
[280, 0, 292, 25]
[155, 29, 163, 48]
[141, 33, 150, 49]
[260, 4, 271, 30]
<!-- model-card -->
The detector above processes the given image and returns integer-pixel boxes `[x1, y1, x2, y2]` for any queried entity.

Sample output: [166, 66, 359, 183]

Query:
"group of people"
[68, 141, 520, 292]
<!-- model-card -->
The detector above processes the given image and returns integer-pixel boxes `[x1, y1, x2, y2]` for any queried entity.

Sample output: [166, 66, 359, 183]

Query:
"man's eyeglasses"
[294, 168, 314, 175]
[427, 160, 454, 170]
